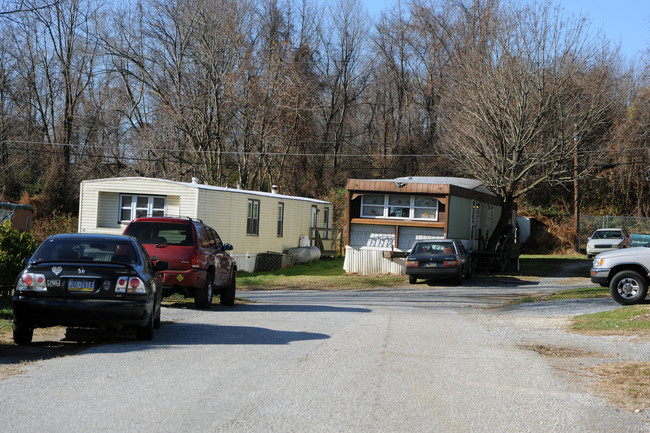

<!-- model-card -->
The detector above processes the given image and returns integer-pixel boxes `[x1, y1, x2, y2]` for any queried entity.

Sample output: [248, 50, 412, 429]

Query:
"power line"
[4, 139, 649, 159]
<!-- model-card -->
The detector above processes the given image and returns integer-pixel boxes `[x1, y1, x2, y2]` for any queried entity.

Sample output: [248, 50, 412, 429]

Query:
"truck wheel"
[609, 270, 648, 305]
[195, 273, 214, 309]
[220, 272, 236, 306]
[13, 322, 33, 345]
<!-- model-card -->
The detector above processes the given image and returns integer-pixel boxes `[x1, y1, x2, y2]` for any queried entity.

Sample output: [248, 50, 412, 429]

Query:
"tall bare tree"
[8, 0, 102, 212]
[439, 0, 621, 248]
[313, 0, 370, 188]
[105, 0, 246, 185]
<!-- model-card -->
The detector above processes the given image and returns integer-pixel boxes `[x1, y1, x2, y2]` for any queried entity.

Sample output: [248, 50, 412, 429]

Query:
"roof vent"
[271, 185, 278, 194]
[191, 177, 200, 184]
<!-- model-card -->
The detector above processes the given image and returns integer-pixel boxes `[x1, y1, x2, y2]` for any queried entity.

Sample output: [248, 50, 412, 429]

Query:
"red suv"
[124, 217, 236, 309]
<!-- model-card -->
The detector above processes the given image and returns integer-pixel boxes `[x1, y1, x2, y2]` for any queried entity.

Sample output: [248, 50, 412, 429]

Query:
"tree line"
[0, 0, 648, 238]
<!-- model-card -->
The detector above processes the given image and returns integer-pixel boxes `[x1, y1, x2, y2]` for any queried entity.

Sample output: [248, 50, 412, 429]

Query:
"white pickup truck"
[591, 246, 650, 305]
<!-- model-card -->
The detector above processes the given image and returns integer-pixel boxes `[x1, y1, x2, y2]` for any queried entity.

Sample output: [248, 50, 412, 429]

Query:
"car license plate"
[425, 263, 439, 268]
[67, 279, 95, 292]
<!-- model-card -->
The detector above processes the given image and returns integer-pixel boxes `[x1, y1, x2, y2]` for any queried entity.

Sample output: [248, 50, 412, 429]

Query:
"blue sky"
[360, 0, 650, 60]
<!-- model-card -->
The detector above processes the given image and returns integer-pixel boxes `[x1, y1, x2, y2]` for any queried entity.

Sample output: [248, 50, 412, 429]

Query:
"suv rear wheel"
[195, 273, 214, 309]
[220, 272, 236, 306]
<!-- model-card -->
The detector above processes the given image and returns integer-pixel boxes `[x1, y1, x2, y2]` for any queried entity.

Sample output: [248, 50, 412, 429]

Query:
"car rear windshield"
[413, 242, 456, 254]
[125, 222, 195, 247]
[33, 238, 139, 264]
[592, 230, 623, 239]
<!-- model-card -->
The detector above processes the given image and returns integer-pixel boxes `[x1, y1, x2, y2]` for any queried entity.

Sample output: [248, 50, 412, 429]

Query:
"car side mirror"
[154, 260, 169, 271]
[224, 243, 233, 251]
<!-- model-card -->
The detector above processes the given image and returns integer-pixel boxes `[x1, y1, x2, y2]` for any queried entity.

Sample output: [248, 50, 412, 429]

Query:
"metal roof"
[364, 176, 496, 196]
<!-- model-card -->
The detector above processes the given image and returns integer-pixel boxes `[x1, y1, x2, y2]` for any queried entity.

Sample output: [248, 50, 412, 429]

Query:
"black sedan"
[405, 239, 471, 284]
[12, 233, 168, 344]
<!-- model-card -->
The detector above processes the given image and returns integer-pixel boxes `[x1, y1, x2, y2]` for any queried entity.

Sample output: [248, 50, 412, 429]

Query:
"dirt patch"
[569, 328, 650, 341]
[521, 344, 607, 359]
[522, 344, 650, 412]
[0, 327, 89, 380]
[0, 326, 135, 380]
[589, 362, 650, 412]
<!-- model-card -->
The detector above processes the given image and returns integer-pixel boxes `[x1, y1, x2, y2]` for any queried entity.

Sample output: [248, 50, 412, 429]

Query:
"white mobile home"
[344, 177, 512, 275]
[78, 177, 333, 272]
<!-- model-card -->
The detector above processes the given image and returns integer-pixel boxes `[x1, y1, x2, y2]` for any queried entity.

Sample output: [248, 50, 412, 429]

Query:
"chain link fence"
[581, 215, 650, 246]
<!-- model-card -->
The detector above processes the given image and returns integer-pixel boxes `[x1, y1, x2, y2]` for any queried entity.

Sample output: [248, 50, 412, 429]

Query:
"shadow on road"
[149, 323, 329, 346]
[232, 304, 371, 313]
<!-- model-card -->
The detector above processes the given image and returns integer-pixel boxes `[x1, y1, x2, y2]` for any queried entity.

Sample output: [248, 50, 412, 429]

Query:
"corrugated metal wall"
[343, 246, 406, 275]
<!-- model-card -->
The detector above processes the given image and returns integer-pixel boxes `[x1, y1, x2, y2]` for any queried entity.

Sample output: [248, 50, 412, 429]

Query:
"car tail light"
[16, 272, 47, 291]
[115, 276, 142, 293]
[443, 260, 458, 267]
[190, 252, 201, 269]
[126, 277, 146, 294]
[406, 260, 419, 267]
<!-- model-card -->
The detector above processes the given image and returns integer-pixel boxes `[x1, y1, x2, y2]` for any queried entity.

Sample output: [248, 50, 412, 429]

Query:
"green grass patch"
[238, 257, 404, 290]
[544, 286, 610, 301]
[516, 254, 591, 278]
[515, 286, 610, 304]
[0, 295, 13, 334]
[573, 305, 650, 332]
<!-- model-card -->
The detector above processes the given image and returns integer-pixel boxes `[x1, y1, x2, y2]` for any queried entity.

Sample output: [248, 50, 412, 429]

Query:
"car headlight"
[592, 258, 606, 268]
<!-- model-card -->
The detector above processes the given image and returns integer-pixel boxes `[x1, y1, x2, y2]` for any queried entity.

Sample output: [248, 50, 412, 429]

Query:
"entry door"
[311, 206, 318, 245]
[470, 201, 481, 250]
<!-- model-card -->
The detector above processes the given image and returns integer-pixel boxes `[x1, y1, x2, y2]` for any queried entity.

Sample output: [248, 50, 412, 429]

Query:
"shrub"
[0, 220, 38, 296]
[31, 211, 78, 244]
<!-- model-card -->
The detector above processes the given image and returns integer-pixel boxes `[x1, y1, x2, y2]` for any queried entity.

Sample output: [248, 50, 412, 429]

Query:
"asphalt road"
[1, 275, 649, 432]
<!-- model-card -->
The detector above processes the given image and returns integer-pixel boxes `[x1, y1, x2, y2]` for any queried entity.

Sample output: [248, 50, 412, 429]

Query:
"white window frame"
[247, 199, 260, 236]
[277, 202, 284, 237]
[361, 194, 439, 221]
[119, 194, 166, 223]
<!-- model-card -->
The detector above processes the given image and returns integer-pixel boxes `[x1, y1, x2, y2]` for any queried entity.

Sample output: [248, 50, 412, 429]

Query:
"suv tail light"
[190, 252, 201, 269]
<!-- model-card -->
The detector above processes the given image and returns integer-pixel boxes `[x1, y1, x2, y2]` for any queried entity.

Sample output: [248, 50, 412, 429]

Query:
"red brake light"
[190, 252, 201, 268]
[126, 277, 146, 294]
[22, 274, 33, 286]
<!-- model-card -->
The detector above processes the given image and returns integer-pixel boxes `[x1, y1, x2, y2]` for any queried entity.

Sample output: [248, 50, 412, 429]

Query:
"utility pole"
[573, 134, 580, 253]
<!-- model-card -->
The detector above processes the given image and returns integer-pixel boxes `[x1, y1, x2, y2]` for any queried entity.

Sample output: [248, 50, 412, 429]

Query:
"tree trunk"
[486, 198, 514, 251]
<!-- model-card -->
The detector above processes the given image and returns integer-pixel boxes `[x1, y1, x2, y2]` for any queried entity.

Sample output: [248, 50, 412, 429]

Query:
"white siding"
[343, 246, 406, 275]
[97, 192, 119, 229]
[194, 188, 330, 255]
[79, 178, 332, 260]
[79, 178, 198, 234]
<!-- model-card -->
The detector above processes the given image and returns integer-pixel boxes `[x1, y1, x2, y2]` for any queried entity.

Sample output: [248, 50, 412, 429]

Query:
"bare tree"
[313, 0, 370, 188]
[7, 0, 102, 212]
[439, 0, 621, 248]
[104, 0, 247, 185]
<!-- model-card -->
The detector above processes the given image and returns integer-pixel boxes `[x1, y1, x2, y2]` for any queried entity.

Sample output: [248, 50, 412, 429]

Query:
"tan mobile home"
[344, 177, 508, 275]
[78, 177, 333, 271]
